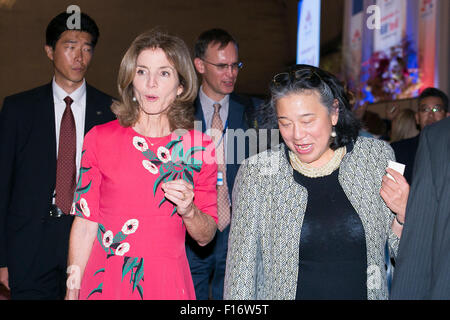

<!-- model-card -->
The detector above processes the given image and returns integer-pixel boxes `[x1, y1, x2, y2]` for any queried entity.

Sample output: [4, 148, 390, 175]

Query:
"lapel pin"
[96, 111, 103, 115]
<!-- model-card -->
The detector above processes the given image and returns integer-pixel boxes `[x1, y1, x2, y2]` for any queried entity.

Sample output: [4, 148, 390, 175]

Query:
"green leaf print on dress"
[70, 150, 93, 218]
[122, 257, 145, 300]
[87, 219, 143, 299]
[133, 135, 205, 216]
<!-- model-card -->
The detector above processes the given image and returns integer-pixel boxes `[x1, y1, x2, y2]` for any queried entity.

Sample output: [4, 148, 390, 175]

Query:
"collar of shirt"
[52, 77, 86, 105]
[199, 85, 229, 129]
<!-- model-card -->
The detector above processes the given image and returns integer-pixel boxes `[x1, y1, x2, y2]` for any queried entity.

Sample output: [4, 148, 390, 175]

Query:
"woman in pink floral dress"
[65, 30, 218, 300]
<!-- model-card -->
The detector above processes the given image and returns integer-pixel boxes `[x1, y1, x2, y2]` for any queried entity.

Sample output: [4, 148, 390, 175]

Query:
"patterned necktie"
[211, 103, 230, 231]
[55, 96, 77, 214]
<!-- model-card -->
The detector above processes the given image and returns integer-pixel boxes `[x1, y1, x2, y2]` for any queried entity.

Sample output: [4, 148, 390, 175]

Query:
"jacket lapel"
[85, 84, 110, 135]
[267, 145, 306, 299]
[193, 97, 207, 133]
[38, 83, 57, 189]
[227, 94, 247, 131]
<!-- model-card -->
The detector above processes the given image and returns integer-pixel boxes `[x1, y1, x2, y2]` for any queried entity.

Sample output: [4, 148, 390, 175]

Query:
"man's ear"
[44, 45, 54, 61]
[194, 57, 205, 74]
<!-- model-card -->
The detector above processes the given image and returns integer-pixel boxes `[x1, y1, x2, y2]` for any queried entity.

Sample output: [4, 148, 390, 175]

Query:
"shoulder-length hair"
[268, 64, 361, 150]
[390, 108, 419, 142]
[111, 29, 198, 130]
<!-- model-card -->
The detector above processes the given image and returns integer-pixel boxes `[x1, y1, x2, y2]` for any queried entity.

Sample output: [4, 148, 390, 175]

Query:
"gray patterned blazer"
[224, 137, 399, 300]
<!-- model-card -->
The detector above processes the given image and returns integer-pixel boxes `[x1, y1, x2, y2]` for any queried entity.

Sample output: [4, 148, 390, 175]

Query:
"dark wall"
[0, 0, 292, 102]
[0, 0, 343, 103]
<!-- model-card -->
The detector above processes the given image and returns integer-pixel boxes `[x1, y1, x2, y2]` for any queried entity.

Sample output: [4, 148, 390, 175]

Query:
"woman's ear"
[331, 99, 340, 126]
[177, 84, 184, 97]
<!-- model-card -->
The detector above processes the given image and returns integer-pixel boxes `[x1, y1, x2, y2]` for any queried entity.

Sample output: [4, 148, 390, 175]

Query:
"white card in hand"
[387, 160, 405, 181]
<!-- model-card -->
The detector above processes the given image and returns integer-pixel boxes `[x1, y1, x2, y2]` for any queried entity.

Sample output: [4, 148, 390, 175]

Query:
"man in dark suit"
[185, 28, 262, 300]
[391, 87, 449, 184]
[0, 11, 115, 299]
[390, 116, 450, 299]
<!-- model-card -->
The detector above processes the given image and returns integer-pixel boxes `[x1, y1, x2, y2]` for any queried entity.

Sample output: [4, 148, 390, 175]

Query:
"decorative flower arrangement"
[361, 37, 421, 102]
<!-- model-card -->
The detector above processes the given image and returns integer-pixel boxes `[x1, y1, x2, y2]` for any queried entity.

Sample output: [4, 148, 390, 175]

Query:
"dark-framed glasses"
[201, 59, 243, 72]
[418, 105, 444, 113]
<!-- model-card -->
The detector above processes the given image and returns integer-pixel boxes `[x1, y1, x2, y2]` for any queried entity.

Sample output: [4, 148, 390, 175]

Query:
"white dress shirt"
[199, 85, 230, 161]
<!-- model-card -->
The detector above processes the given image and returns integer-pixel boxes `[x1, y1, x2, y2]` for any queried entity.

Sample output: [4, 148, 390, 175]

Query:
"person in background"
[65, 29, 218, 300]
[352, 101, 374, 138]
[389, 108, 419, 143]
[390, 117, 450, 299]
[186, 28, 262, 300]
[0, 11, 115, 299]
[224, 64, 408, 300]
[391, 87, 449, 184]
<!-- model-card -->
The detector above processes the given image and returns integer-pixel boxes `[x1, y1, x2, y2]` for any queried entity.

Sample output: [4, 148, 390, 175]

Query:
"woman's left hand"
[161, 179, 195, 218]
[380, 168, 410, 224]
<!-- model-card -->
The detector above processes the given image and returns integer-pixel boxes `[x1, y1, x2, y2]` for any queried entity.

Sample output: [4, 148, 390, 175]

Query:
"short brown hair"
[111, 29, 198, 130]
[194, 28, 238, 59]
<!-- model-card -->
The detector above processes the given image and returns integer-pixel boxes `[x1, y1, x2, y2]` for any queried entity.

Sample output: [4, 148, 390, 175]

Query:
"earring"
[132, 96, 137, 102]
[331, 126, 337, 138]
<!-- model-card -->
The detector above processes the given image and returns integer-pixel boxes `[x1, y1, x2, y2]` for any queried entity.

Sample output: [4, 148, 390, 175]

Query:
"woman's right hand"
[161, 179, 195, 218]
[380, 168, 410, 221]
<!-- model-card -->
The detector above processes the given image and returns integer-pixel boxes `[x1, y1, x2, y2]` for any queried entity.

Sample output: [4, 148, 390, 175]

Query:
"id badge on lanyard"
[217, 171, 224, 186]
[215, 119, 228, 187]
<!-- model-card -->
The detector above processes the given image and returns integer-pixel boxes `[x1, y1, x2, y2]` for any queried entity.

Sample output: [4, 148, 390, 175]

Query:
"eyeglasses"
[201, 59, 243, 72]
[271, 66, 323, 89]
[418, 105, 444, 113]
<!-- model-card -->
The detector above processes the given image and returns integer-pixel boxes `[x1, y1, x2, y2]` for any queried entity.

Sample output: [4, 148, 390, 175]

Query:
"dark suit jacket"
[194, 93, 261, 201]
[390, 134, 420, 185]
[0, 82, 115, 288]
[390, 117, 450, 299]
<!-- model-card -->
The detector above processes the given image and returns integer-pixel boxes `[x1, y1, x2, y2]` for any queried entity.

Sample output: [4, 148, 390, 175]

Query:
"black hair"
[194, 28, 238, 59]
[268, 64, 361, 150]
[45, 11, 100, 49]
[418, 87, 449, 112]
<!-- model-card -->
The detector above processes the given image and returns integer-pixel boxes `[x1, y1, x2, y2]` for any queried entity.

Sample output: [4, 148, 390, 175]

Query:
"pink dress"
[70, 120, 218, 300]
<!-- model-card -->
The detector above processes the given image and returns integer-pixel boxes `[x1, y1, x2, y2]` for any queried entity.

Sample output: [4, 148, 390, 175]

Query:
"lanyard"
[215, 119, 228, 149]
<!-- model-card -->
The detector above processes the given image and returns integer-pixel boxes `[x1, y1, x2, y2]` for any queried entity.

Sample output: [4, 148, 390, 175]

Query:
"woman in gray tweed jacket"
[224, 65, 409, 300]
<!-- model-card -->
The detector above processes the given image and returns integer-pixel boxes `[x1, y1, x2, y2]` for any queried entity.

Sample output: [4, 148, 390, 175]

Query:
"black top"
[390, 134, 420, 185]
[294, 167, 367, 300]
